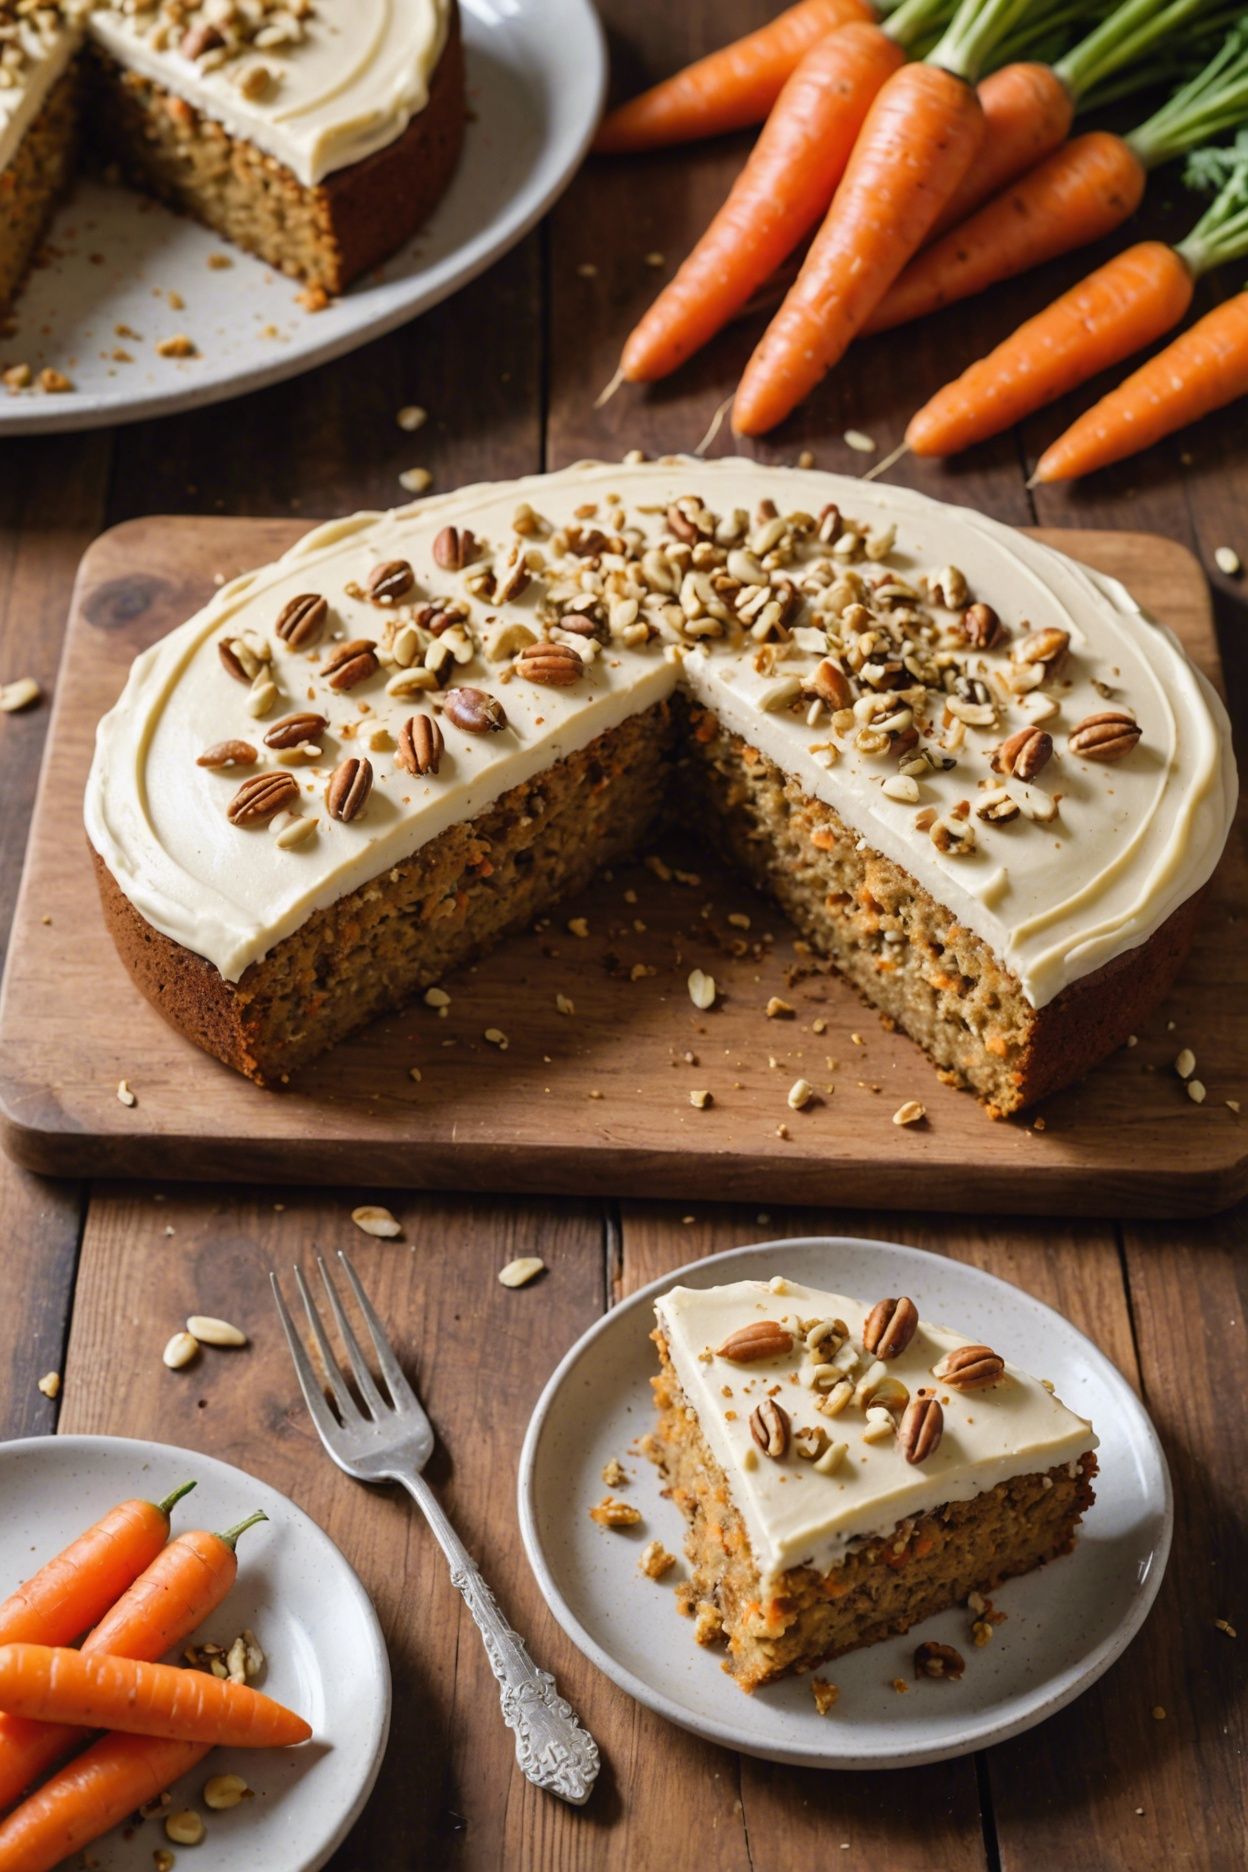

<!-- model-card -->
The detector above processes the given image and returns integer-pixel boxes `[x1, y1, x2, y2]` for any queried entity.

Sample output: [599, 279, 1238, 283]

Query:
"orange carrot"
[593, 0, 875, 154]
[1034, 292, 1248, 482]
[0, 1733, 210, 1872]
[866, 130, 1147, 334]
[0, 1484, 194, 1651]
[620, 23, 906, 382]
[0, 1645, 310, 1748]
[0, 1512, 265, 1814]
[733, 58, 985, 434]
[926, 61, 1073, 239]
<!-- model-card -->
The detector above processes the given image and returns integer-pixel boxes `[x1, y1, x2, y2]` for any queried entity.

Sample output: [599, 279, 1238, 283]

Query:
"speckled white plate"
[0, 1435, 389, 1868]
[518, 1237, 1171, 1769]
[0, 0, 605, 434]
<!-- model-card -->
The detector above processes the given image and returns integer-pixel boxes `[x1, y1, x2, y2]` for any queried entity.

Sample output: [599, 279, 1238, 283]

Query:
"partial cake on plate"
[648, 1275, 1098, 1692]
[84, 458, 1237, 1109]
[0, 0, 464, 313]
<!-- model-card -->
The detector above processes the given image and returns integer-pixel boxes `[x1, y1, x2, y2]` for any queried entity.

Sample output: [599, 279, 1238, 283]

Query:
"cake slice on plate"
[649, 1274, 1098, 1692]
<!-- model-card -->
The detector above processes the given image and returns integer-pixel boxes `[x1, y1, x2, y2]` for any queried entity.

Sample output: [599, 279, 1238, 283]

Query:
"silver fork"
[270, 1251, 600, 1806]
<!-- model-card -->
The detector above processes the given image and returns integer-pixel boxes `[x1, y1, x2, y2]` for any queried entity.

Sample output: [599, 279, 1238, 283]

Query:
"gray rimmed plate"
[0, 1435, 390, 1867]
[518, 1237, 1171, 1769]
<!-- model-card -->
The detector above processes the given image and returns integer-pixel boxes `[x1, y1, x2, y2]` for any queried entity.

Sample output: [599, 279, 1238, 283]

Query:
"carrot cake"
[0, 0, 463, 313]
[84, 457, 1237, 1106]
[649, 1274, 1098, 1690]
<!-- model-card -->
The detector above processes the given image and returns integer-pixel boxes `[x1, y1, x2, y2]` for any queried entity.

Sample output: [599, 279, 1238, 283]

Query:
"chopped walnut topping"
[589, 1496, 642, 1529]
[639, 1540, 676, 1580]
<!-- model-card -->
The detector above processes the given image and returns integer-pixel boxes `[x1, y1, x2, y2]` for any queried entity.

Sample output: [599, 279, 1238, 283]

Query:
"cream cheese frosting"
[0, 2, 450, 188]
[654, 1276, 1097, 1585]
[85, 458, 1237, 1002]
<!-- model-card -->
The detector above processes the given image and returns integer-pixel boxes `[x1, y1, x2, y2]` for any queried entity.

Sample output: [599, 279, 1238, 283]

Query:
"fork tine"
[334, 1251, 419, 1410]
[269, 1271, 349, 1447]
[316, 1256, 390, 1420]
[292, 1263, 359, 1423]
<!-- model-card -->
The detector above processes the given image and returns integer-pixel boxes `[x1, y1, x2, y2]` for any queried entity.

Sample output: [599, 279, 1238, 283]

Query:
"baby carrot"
[0, 1483, 195, 1650]
[620, 23, 907, 382]
[0, 1733, 210, 1872]
[593, 0, 875, 154]
[0, 1646, 311, 1748]
[0, 1512, 266, 1813]
[1033, 292, 1248, 482]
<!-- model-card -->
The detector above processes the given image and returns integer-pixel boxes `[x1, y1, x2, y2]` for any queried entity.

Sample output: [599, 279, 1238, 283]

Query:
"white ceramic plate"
[0, 0, 605, 434]
[0, 1435, 389, 1869]
[518, 1237, 1171, 1769]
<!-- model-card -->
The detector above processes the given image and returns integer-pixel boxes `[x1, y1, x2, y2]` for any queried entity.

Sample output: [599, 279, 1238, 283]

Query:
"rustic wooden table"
[1, 5, 1245, 1867]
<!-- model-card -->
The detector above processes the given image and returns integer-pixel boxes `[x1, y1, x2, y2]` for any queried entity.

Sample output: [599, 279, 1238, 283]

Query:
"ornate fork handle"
[399, 1472, 600, 1805]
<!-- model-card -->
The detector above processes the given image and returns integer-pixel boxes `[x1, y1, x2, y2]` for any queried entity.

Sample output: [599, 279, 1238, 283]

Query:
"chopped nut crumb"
[567, 916, 590, 938]
[765, 996, 795, 1018]
[156, 335, 197, 359]
[589, 1495, 643, 1529]
[399, 467, 433, 495]
[914, 1640, 966, 1681]
[1214, 545, 1241, 577]
[892, 1100, 926, 1127]
[639, 1539, 676, 1579]
[811, 1676, 840, 1715]
[1175, 1048, 1196, 1080]
[0, 677, 41, 713]
[600, 1457, 628, 1488]
[687, 968, 716, 1010]
[498, 1256, 544, 1288]
[787, 1077, 814, 1111]
[1187, 1080, 1207, 1104]
[38, 367, 73, 393]
[351, 1204, 401, 1239]
[116, 1078, 137, 1107]
[36, 1371, 60, 1399]
[397, 405, 427, 432]
[1214, 1617, 1237, 1638]
[843, 429, 876, 454]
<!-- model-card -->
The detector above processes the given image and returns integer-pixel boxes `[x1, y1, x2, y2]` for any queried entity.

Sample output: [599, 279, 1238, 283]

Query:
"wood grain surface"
[0, 2, 1245, 1868]
[1, 519, 1243, 1214]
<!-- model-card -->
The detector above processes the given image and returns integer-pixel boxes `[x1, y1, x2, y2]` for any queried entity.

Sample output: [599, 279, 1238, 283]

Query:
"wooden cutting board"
[0, 517, 1243, 1214]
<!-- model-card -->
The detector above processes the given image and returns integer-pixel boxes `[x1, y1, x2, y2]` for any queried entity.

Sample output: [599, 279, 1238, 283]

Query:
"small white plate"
[0, 1435, 389, 1868]
[0, 0, 605, 434]
[518, 1237, 1171, 1769]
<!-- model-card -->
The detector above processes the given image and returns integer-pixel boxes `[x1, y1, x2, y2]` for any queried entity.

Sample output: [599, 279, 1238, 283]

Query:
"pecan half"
[1068, 711, 1142, 762]
[396, 713, 444, 776]
[433, 525, 477, 572]
[226, 771, 298, 826]
[808, 658, 853, 709]
[1013, 626, 1069, 671]
[321, 638, 379, 690]
[366, 559, 415, 603]
[749, 1397, 790, 1460]
[263, 711, 327, 750]
[443, 686, 507, 734]
[516, 641, 583, 687]
[716, 1321, 794, 1362]
[960, 602, 1004, 648]
[181, 21, 225, 59]
[898, 1394, 943, 1464]
[933, 1344, 1005, 1390]
[275, 593, 328, 648]
[862, 1296, 919, 1360]
[326, 756, 373, 822]
[993, 724, 1053, 780]
[914, 1640, 965, 1681]
[197, 740, 256, 769]
[414, 601, 468, 637]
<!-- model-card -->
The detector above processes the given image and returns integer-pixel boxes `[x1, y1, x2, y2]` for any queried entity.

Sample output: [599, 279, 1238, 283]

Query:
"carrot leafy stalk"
[869, 19, 1248, 334]
[0, 1511, 267, 1815]
[0, 1643, 311, 1747]
[1034, 140, 1248, 481]
[928, 0, 1220, 240]
[0, 1733, 210, 1872]
[592, 0, 877, 155]
[732, 0, 1037, 435]
[0, 1483, 195, 1651]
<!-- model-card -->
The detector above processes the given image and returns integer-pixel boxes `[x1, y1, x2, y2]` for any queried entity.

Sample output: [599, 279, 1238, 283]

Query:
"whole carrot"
[869, 22, 1248, 333]
[1033, 292, 1248, 482]
[0, 1511, 266, 1814]
[620, 22, 908, 382]
[732, 0, 1030, 435]
[0, 1645, 311, 1748]
[593, 0, 875, 154]
[0, 1483, 195, 1651]
[0, 1733, 210, 1872]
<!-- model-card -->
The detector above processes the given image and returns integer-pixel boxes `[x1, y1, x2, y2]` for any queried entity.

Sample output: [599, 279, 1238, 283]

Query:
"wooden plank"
[56, 1185, 612, 1870]
[1, 519, 1241, 1214]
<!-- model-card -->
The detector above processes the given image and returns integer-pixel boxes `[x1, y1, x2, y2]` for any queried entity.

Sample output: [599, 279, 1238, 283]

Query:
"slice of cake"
[84, 458, 1237, 1105]
[0, 0, 463, 315]
[649, 1274, 1098, 1691]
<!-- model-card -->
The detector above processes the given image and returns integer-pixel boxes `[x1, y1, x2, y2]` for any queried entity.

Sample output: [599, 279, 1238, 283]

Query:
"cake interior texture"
[97, 700, 677, 1086]
[650, 1329, 1097, 1692]
[0, 64, 81, 313]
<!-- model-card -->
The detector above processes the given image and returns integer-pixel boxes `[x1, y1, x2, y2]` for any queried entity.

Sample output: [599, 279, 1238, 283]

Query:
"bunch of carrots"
[597, 0, 1248, 477]
[0, 1482, 309, 1872]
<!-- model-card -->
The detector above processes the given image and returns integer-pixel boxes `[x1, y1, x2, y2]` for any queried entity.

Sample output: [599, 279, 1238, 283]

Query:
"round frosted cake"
[85, 458, 1237, 1110]
[0, 0, 463, 315]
